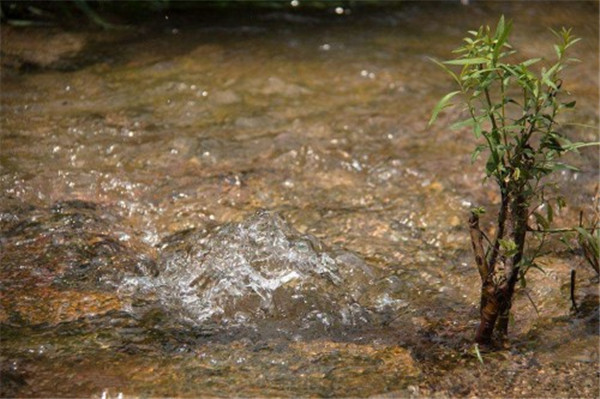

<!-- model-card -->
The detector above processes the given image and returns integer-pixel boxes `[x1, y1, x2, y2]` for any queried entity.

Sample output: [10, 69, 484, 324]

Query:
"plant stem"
[469, 212, 490, 280]
[498, 69, 512, 163]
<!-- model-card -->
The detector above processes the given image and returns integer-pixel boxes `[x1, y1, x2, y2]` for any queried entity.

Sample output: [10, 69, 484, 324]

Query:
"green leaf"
[473, 120, 483, 138]
[533, 211, 550, 230]
[73, 0, 120, 30]
[492, 15, 512, 62]
[542, 63, 561, 88]
[519, 273, 527, 288]
[562, 100, 576, 108]
[499, 238, 518, 256]
[471, 206, 486, 216]
[513, 167, 521, 180]
[521, 58, 542, 67]
[428, 90, 461, 126]
[485, 155, 499, 177]
[443, 57, 489, 66]
[530, 262, 546, 274]
[565, 37, 582, 50]
[451, 117, 477, 131]
[576, 227, 599, 260]
[494, 15, 506, 40]
[561, 141, 600, 151]
[474, 344, 484, 365]
[549, 27, 562, 40]
[549, 162, 580, 172]
[471, 144, 487, 163]
[553, 44, 562, 59]
[428, 57, 461, 86]
[576, 226, 597, 244]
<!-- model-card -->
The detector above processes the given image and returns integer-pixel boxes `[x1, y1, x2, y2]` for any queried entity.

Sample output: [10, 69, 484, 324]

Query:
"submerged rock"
[1, 202, 388, 333]
[153, 210, 376, 331]
[0, 200, 156, 325]
[0, 26, 86, 70]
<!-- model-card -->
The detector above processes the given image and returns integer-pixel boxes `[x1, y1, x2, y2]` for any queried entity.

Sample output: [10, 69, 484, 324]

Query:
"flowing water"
[1, 2, 599, 397]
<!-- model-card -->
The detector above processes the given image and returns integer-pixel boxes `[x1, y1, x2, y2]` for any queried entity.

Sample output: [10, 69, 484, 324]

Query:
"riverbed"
[1, 1, 598, 397]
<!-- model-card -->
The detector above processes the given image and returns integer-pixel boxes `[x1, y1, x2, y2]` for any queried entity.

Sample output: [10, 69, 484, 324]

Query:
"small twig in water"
[570, 269, 578, 312]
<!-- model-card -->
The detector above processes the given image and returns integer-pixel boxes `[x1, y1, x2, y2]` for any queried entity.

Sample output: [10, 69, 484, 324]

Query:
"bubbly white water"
[151, 210, 375, 329]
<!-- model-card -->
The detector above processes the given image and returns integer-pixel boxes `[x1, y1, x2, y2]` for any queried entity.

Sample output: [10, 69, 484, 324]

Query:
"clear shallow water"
[1, 2, 598, 397]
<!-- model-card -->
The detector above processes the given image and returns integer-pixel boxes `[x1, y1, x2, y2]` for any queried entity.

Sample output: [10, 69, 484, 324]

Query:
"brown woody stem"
[469, 212, 489, 281]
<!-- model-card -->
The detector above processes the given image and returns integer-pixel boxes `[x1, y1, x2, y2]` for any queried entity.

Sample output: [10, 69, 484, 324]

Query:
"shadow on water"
[1, 1, 598, 397]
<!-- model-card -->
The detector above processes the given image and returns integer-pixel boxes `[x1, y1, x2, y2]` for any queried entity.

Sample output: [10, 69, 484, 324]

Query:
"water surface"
[1, 2, 598, 397]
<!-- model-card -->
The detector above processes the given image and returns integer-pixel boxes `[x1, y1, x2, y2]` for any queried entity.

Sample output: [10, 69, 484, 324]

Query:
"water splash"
[151, 210, 375, 330]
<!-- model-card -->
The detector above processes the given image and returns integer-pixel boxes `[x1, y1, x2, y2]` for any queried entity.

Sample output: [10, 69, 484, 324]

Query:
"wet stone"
[211, 89, 242, 105]
[0, 201, 156, 326]
[0, 26, 86, 70]
[257, 76, 312, 97]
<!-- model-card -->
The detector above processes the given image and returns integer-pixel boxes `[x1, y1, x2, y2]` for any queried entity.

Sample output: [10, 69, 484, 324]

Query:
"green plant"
[429, 16, 597, 345]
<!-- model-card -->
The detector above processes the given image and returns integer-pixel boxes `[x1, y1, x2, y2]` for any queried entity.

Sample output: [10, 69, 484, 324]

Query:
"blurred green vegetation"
[0, 0, 395, 29]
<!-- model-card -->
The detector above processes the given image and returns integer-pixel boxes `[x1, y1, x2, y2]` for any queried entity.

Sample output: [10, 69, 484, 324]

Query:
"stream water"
[1, 2, 599, 397]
